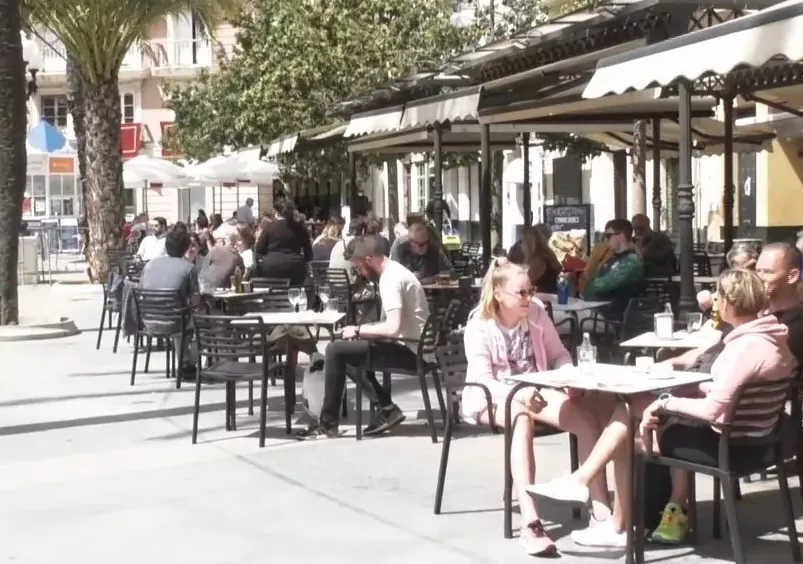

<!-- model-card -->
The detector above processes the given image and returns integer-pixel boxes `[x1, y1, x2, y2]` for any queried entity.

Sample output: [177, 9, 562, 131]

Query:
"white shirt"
[378, 260, 430, 348]
[235, 204, 255, 224]
[137, 235, 166, 261]
[240, 248, 254, 270]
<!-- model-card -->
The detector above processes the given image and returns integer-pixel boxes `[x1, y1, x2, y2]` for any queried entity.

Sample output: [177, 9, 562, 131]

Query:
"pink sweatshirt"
[666, 315, 794, 425]
[461, 302, 572, 419]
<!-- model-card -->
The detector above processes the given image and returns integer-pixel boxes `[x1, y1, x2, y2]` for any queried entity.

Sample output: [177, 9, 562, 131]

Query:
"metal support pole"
[433, 122, 444, 235]
[723, 94, 735, 253]
[651, 118, 662, 230]
[480, 124, 492, 264]
[522, 133, 532, 226]
[677, 80, 696, 314]
[348, 152, 357, 209]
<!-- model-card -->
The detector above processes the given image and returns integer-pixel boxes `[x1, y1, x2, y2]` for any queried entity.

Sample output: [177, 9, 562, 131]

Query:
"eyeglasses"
[604, 231, 618, 239]
[504, 288, 536, 299]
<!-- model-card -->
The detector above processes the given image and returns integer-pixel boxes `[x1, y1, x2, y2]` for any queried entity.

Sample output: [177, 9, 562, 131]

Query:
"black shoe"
[295, 421, 341, 441]
[363, 404, 406, 436]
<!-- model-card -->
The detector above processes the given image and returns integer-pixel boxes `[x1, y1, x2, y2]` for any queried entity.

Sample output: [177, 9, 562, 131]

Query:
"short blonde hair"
[717, 269, 767, 317]
[321, 221, 342, 241]
[725, 245, 758, 271]
[472, 258, 529, 321]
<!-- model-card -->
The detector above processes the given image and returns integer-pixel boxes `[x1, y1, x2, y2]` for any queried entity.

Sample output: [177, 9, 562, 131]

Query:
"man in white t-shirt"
[297, 234, 430, 440]
[136, 216, 168, 261]
[235, 198, 255, 225]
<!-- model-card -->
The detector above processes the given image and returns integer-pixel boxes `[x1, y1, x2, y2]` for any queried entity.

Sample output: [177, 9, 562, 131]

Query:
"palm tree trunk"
[65, 55, 90, 262]
[0, 0, 28, 325]
[83, 77, 124, 283]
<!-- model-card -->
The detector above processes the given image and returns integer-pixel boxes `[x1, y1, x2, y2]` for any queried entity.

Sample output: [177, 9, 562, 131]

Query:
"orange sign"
[49, 157, 75, 174]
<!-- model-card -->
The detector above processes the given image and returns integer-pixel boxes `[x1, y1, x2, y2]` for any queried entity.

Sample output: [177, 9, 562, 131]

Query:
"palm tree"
[0, 0, 28, 325]
[21, 0, 235, 280]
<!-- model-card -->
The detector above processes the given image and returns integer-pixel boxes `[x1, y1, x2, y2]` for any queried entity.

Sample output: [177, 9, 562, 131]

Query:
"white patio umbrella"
[230, 147, 279, 184]
[123, 157, 188, 214]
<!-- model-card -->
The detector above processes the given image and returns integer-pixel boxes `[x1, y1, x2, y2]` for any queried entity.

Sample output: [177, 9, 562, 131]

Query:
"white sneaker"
[570, 520, 627, 548]
[526, 476, 590, 504]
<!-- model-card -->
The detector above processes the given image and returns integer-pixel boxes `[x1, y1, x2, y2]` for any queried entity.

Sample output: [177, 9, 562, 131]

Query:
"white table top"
[234, 311, 345, 326]
[670, 275, 718, 285]
[619, 328, 721, 349]
[508, 364, 711, 396]
[536, 294, 610, 313]
[206, 288, 275, 299]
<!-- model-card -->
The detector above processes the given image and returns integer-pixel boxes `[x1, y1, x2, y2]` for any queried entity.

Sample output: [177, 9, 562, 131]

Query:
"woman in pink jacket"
[463, 258, 616, 556]
[532, 269, 795, 548]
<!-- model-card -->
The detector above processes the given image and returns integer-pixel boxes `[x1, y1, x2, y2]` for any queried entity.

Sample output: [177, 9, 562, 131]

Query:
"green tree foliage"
[167, 0, 473, 181]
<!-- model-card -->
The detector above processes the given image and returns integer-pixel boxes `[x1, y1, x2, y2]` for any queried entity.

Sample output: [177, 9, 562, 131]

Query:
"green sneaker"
[649, 502, 688, 544]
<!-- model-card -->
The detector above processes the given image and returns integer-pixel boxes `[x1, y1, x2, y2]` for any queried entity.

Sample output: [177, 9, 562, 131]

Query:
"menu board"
[544, 204, 591, 261]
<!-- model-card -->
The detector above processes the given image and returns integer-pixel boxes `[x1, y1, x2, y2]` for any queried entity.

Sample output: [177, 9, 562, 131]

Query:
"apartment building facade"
[24, 16, 238, 224]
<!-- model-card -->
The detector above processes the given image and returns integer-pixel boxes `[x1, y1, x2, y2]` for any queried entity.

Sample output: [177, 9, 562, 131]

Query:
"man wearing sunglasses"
[390, 221, 453, 284]
[583, 218, 645, 320]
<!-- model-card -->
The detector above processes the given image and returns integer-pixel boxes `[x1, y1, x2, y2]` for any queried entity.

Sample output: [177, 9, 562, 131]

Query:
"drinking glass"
[287, 288, 302, 311]
[319, 286, 330, 310]
[686, 312, 704, 333]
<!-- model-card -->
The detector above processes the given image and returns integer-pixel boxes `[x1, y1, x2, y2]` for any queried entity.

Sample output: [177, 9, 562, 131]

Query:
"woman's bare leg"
[533, 389, 614, 512]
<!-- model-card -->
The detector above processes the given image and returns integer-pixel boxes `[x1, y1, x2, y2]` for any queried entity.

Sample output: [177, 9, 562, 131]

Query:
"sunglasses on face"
[505, 288, 536, 299]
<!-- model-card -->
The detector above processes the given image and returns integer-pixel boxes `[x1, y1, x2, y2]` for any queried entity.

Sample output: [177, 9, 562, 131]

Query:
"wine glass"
[686, 312, 703, 333]
[287, 288, 302, 312]
[318, 286, 330, 311]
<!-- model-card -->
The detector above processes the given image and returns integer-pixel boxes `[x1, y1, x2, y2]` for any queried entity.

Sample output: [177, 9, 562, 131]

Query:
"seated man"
[140, 226, 200, 374]
[136, 216, 168, 261]
[200, 232, 245, 289]
[583, 218, 645, 321]
[631, 213, 676, 278]
[390, 222, 453, 283]
[297, 235, 429, 440]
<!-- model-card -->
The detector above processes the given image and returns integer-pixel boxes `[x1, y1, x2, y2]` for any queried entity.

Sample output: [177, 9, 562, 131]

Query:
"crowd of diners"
[121, 202, 803, 557]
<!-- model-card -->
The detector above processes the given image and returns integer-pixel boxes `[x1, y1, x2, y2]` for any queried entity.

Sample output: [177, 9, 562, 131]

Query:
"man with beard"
[297, 235, 429, 440]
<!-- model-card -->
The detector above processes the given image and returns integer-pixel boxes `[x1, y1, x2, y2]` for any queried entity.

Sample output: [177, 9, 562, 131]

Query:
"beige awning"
[344, 106, 404, 138]
[347, 122, 524, 154]
[583, 0, 803, 99]
[265, 124, 343, 157]
[479, 83, 718, 124]
[574, 117, 776, 156]
[264, 133, 299, 158]
[399, 88, 482, 130]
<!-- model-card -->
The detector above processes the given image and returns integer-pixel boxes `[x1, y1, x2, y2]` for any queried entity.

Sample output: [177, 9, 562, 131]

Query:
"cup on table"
[686, 311, 703, 333]
[241, 281, 252, 294]
[326, 297, 338, 313]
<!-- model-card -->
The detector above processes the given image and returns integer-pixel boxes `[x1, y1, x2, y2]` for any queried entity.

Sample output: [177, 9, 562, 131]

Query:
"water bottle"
[298, 292, 308, 312]
[556, 272, 570, 305]
[653, 302, 674, 339]
[577, 332, 596, 372]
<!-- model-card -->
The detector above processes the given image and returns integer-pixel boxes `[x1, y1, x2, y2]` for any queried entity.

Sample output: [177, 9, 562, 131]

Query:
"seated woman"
[312, 220, 342, 262]
[463, 258, 616, 556]
[532, 270, 794, 548]
[507, 226, 561, 293]
[254, 201, 312, 285]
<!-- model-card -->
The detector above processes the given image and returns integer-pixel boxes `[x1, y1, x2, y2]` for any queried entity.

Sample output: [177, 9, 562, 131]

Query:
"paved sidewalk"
[0, 289, 800, 563]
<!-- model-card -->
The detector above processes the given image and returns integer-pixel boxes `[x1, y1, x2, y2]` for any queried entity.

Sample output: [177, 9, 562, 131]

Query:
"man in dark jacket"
[390, 222, 453, 283]
[631, 214, 676, 277]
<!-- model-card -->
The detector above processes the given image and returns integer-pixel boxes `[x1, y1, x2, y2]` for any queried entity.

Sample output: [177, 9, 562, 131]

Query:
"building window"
[121, 93, 135, 123]
[48, 174, 77, 217]
[41, 95, 69, 127]
[123, 188, 136, 216]
[413, 161, 430, 214]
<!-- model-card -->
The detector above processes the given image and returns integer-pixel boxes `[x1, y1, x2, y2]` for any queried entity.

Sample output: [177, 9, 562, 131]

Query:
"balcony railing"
[37, 38, 212, 74]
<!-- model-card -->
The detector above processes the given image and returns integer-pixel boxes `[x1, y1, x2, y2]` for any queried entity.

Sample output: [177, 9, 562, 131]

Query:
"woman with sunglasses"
[462, 258, 615, 556]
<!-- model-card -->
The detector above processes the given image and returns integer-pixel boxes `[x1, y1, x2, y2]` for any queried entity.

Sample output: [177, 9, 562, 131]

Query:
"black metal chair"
[355, 313, 448, 443]
[191, 314, 284, 447]
[693, 252, 713, 276]
[317, 267, 375, 325]
[432, 344, 581, 531]
[580, 296, 663, 362]
[641, 279, 680, 313]
[635, 376, 801, 564]
[130, 289, 192, 389]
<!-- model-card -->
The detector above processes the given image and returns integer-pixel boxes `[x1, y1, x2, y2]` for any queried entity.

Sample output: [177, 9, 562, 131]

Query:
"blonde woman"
[312, 220, 343, 262]
[462, 258, 615, 556]
[533, 270, 794, 547]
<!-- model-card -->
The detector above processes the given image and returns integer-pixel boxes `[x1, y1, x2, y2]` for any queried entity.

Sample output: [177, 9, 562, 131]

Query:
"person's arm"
[300, 227, 312, 263]
[436, 246, 454, 275]
[664, 343, 760, 422]
[353, 277, 403, 338]
[389, 237, 405, 262]
[254, 225, 269, 255]
[584, 255, 644, 297]
[463, 320, 518, 398]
